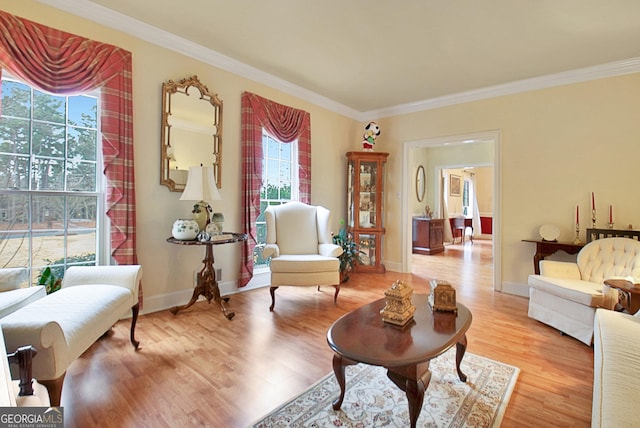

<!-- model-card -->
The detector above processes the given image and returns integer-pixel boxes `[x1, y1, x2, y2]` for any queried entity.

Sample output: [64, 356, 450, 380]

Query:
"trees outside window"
[253, 129, 298, 268]
[0, 76, 102, 284]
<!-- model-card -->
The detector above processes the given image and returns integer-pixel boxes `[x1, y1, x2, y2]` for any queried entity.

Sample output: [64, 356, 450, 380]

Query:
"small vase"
[207, 212, 224, 235]
[172, 219, 199, 240]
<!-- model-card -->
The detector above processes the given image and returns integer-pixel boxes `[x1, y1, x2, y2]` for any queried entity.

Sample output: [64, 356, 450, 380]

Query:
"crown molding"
[37, 0, 640, 122]
[366, 57, 640, 120]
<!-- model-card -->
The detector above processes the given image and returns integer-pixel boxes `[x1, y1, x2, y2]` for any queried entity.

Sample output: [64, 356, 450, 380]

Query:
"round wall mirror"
[416, 165, 426, 202]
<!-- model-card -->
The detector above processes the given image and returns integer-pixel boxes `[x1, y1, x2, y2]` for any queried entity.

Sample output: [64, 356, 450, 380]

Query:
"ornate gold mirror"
[161, 75, 223, 192]
[416, 165, 426, 202]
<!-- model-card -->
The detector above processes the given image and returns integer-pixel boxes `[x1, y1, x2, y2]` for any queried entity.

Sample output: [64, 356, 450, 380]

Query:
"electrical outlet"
[216, 268, 222, 280]
[193, 270, 199, 288]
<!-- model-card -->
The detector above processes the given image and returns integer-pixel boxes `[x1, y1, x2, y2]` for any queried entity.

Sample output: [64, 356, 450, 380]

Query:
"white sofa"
[528, 237, 640, 345]
[0, 268, 46, 319]
[592, 308, 640, 427]
[263, 201, 343, 311]
[0, 265, 143, 406]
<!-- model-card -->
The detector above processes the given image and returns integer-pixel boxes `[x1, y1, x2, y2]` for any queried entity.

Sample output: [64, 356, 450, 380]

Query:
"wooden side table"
[603, 279, 640, 315]
[167, 233, 247, 319]
[522, 239, 585, 274]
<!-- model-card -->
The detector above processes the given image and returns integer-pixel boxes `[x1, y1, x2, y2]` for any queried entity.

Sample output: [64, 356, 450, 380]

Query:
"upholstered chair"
[262, 201, 343, 311]
[528, 237, 640, 345]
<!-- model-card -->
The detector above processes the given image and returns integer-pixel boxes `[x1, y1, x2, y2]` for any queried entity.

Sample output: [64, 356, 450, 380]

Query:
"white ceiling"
[40, 0, 640, 119]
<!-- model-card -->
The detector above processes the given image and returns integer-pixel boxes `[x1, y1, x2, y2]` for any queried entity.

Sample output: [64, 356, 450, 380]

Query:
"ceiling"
[41, 0, 640, 118]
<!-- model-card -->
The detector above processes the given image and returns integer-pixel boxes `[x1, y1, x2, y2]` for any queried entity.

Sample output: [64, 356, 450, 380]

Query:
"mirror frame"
[160, 75, 223, 192]
[416, 165, 426, 202]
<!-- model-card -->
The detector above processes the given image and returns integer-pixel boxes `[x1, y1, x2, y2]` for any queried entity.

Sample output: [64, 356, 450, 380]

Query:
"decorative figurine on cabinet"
[362, 121, 380, 151]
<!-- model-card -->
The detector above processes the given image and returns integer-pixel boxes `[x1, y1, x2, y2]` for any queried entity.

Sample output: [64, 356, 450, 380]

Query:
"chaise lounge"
[1, 265, 143, 406]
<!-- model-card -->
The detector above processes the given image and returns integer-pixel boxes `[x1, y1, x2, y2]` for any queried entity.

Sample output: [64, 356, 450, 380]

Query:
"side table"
[603, 279, 640, 315]
[522, 239, 585, 274]
[167, 233, 247, 319]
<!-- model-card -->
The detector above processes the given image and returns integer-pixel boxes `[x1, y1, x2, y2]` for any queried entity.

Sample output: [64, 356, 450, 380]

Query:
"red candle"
[576, 205, 579, 224]
[609, 205, 613, 223]
[592, 192, 595, 210]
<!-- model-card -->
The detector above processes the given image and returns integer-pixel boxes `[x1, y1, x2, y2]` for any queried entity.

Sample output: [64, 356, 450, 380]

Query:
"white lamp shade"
[180, 166, 221, 202]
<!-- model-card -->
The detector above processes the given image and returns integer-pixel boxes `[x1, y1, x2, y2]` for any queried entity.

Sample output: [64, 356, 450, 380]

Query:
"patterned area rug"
[250, 348, 519, 427]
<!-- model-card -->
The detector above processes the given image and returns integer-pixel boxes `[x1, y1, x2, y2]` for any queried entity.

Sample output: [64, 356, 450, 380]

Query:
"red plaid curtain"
[239, 92, 311, 286]
[0, 13, 139, 276]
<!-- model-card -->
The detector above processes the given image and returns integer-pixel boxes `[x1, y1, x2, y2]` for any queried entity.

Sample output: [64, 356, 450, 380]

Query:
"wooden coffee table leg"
[332, 354, 346, 410]
[456, 334, 468, 382]
[387, 363, 431, 428]
[331, 354, 358, 410]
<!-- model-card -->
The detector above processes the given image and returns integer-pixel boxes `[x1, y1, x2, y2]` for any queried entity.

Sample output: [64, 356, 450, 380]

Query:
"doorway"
[401, 130, 502, 291]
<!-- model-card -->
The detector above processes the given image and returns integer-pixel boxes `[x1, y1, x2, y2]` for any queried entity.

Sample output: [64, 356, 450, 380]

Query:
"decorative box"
[428, 279, 458, 313]
[380, 280, 416, 326]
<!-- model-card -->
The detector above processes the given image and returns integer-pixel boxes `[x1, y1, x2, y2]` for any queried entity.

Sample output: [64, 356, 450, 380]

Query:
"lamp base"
[192, 200, 210, 232]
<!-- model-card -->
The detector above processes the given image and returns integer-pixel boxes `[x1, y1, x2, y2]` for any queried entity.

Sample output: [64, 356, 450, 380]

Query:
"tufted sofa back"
[577, 237, 640, 283]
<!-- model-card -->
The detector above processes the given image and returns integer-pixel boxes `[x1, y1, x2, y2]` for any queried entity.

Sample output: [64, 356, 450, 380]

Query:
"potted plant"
[38, 266, 62, 294]
[333, 220, 359, 283]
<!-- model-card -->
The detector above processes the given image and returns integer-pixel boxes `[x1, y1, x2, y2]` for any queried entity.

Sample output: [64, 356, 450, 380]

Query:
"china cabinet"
[346, 151, 389, 273]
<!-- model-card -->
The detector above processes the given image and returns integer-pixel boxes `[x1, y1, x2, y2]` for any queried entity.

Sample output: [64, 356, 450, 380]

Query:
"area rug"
[250, 348, 519, 427]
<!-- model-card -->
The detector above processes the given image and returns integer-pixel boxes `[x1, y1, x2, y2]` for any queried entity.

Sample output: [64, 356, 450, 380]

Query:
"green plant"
[38, 253, 96, 294]
[38, 266, 62, 294]
[333, 220, 359, 283]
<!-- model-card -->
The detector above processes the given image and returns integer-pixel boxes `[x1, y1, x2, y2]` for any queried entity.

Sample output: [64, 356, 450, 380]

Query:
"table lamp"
[180, 166, 221, 231]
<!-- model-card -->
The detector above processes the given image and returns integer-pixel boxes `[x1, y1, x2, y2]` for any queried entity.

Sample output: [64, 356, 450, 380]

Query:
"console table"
[167, 233, 247, 319]
[522, 239, 585, 275]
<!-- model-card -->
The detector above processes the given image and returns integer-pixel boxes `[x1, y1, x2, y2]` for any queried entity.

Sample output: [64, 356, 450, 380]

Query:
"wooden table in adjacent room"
[326, 294, 472, 428]
[166, 233, 247, 320]
[603, 279, 640, 314]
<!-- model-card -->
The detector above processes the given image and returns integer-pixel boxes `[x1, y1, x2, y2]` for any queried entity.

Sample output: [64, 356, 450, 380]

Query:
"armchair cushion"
[0, 268, 45, 319]
[0, 268, 28, 292]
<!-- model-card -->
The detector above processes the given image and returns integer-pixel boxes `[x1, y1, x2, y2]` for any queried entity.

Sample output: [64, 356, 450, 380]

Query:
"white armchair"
[528, 237, 640, 344]
[263, 201, 343, 311]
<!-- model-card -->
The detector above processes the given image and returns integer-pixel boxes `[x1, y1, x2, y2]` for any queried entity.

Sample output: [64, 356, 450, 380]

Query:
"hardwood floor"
[61, 239, 593, 427]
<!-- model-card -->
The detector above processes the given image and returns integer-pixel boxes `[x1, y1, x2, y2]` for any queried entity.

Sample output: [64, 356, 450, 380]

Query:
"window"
[253, 129, 298, 267]
[0, 76, 103, 285]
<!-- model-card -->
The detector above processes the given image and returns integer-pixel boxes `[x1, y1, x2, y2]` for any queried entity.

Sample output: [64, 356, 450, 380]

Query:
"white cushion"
[528, 275, 604, 307]
[0, 286, 46, 319]
[270, 255, 339, 273]
[266, 202, 319, 255]
[0, 268, 28, 292]
[593, 309, 640, 427]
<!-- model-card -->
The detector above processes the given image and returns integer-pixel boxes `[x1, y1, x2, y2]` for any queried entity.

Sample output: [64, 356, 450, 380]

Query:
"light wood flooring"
[60, 238, 593, 427]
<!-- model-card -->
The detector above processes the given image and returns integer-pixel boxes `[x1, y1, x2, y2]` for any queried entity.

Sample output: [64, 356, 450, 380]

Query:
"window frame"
[0, 75, 109, 284]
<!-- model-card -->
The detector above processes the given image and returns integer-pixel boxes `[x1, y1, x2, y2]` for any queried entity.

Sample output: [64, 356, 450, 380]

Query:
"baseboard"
[139, 277, 270, 315]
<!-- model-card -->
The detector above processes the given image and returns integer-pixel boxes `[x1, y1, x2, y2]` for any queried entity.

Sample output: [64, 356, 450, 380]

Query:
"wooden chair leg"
[269, 286, 279, 311]
[333, 284, 340, 304]
[130, 303, 140, 350]
[40, 373, 65, 407]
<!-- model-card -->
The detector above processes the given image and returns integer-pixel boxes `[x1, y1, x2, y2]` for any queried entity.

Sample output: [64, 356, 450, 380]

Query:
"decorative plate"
[539, 224, 560, 241]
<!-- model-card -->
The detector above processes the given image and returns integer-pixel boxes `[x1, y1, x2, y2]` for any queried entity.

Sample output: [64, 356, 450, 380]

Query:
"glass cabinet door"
[345, 151, 389, 274]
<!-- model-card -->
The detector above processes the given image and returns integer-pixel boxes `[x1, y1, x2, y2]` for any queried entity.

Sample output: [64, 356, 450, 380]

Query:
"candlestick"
[592, 209, 596, 228]
[574, 223, 581, 244]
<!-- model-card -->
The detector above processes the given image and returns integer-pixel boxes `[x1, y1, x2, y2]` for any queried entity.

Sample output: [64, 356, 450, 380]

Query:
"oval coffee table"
[327, 294, 472, 428]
